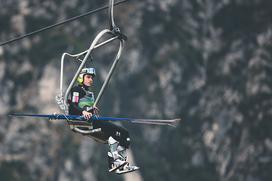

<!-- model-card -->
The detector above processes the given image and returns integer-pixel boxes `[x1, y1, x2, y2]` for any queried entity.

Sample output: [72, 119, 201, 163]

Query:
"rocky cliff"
[0, 0, 271, 181]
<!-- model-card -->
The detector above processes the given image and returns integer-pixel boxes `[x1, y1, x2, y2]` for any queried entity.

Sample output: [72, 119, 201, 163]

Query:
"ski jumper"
[69, 84, 130, 148]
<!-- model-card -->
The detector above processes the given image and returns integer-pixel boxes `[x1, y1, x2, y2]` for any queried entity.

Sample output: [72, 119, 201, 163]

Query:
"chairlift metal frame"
[56, 0, 126, 115]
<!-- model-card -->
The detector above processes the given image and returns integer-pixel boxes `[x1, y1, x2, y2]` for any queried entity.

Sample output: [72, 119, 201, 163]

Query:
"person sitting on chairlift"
[68, 67, 138, 173]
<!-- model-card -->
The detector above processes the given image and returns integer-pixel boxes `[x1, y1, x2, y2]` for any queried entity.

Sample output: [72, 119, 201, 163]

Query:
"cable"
[0, 0, 128, 46]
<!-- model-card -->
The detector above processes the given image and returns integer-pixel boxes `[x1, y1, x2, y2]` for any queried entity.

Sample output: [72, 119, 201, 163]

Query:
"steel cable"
[0, 0, 128, 46]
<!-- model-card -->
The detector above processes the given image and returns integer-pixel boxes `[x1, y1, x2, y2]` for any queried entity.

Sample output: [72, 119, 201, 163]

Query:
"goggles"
[81, 67, 96, 77]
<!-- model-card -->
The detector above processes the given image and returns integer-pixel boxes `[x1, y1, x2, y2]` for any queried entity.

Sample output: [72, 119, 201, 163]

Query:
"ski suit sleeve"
[69, 87, 84, 115]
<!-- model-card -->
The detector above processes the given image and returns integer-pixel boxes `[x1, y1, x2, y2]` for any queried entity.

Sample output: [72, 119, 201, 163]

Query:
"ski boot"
[114, 144, 140, 174]
[108, 137, 127, 172]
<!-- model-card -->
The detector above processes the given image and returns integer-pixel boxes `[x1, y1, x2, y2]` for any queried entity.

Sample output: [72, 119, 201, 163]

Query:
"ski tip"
[8, 113, 37, 117]
[175, 118, 182, 123]
[8, 113, 21, 117]
[169, 118, 182, 127]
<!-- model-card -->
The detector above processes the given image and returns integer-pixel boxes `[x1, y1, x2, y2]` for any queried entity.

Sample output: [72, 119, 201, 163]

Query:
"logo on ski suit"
[78, 90, 95, 110]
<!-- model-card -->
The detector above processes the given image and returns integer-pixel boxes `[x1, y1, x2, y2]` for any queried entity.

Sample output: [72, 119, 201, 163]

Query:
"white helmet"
[77, 67, 96, 84]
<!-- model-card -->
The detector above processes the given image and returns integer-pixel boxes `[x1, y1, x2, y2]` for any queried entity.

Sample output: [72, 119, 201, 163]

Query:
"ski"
[9, 113, 180, 127]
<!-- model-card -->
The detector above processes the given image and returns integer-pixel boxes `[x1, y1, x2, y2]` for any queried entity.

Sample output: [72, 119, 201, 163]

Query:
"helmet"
[77, 67, 96, 84]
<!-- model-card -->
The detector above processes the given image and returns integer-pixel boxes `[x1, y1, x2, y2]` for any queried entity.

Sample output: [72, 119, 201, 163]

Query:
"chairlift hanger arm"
[109, 0, 128, 41]
[92, 0, 127, 107]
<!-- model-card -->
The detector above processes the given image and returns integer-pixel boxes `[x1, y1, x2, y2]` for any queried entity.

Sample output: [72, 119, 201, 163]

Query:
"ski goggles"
[81, 67, 96, 76]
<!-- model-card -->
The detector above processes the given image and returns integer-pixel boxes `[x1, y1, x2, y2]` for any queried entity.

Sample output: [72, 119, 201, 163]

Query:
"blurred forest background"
[0, 0, 271, 181]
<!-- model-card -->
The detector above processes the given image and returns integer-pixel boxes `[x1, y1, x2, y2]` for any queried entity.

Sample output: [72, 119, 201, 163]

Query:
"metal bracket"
[109, 0, 127, 40]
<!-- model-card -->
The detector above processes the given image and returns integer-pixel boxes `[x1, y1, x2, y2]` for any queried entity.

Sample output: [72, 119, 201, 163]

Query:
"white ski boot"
[108, 137, 127, 172]
[114, 145, 140, 174]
